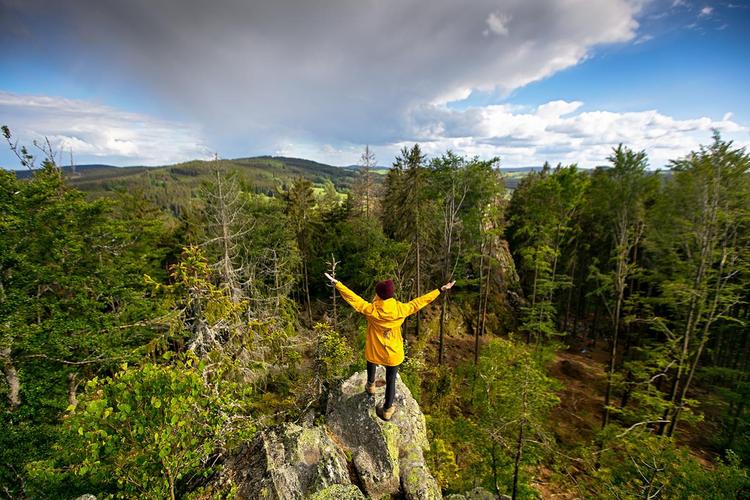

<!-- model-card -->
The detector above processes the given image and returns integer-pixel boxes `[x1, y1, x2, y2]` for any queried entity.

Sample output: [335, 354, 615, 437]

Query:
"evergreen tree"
[282, 177, 319, 323]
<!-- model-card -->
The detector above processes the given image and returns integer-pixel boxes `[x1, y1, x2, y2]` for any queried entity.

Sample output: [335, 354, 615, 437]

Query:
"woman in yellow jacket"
[324, 273, 455, 420]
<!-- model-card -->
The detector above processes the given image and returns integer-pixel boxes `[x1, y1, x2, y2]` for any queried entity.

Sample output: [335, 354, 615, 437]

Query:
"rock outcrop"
[326, 366, 441, 499]
[218, 368, 441, 499]
[481, 237, 524, 335]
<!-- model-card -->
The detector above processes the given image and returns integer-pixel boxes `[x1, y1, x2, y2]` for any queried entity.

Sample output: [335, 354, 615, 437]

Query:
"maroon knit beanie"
[375, 279, 395, 300]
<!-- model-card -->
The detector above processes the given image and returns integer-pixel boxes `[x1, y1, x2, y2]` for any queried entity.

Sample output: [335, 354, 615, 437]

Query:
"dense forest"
[1, 125, 749, 499]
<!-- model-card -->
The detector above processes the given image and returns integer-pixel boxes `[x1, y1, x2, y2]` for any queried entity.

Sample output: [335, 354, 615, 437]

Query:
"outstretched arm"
[398, 280, 456, 317]
[325, 273, 374, 316]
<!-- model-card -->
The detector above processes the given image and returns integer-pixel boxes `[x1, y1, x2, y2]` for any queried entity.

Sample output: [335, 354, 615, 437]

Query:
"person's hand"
[324, 272, 338, 284]
[440, 280, 456, 292]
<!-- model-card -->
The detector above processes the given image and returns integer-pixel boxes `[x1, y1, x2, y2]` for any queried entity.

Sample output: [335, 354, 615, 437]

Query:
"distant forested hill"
[12, 156, 361, 198]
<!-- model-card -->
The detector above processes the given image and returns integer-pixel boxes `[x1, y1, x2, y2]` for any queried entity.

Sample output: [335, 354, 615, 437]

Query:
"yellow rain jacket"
[335, 281, 441, 366]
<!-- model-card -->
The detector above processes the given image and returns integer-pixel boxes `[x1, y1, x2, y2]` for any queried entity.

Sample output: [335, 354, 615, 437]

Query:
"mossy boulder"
[222, 423, 350, 499]
[326, 368, 442, 499]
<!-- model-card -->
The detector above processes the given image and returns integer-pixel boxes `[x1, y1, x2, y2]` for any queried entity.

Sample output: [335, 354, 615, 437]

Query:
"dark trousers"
[367, 361, 399, 409]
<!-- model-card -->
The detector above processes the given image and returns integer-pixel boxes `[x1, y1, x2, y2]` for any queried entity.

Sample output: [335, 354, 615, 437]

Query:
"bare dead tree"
[201, 161, 253, 302]
[2, 126, 60, 171]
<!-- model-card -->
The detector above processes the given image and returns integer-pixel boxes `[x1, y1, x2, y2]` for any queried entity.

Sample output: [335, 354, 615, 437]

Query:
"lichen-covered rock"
[223, 423, 350, 499]
[326, 367, 442, 499]
[307, 483, 367, 499]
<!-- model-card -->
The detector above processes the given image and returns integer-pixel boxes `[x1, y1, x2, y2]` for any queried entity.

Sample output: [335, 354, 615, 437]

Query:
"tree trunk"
[563, 258, 576, 333]
[528, 255, 539, 345]
[1, 347, 20, 410]
[303, 257, 312, 323]
[602, 234, 627, 429]
[491, 442, 501, 498]
[512, 421, 525, 500]
[591, 303, 600, 349]
[663, 172, 720, 435]
[602, 279, 624, 429]
[415, 222, 421, 339]
[67, 372, 79, 408]
[573, 284, 585, 341]
[668, 326, 711, 436]
[438, 293, 447, 365]
[475, 239, 485, 365]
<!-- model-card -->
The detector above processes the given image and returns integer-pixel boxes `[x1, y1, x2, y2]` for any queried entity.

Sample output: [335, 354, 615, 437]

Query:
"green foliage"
[28, 355, 252, 499]
[313, 322, 354, 386]
[147, 246, 300, 392]
[645, 133, 750, 436]
[427, 438, 460, 490]
[33, 155, 360, 206]
[471, 339, 560, 497]
[590, 431, 749, 499]
[310, 214, 409, 298]
[399, 354, 425, 402]
[0, 157, 174, 496]
[425, 412, 488, 494]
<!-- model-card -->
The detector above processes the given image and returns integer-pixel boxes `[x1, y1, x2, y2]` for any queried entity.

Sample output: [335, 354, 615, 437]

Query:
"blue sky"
[1, 0, 748, 169]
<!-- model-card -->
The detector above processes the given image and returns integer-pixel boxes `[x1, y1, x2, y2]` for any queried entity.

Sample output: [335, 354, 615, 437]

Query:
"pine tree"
[282, 177, 318, 323]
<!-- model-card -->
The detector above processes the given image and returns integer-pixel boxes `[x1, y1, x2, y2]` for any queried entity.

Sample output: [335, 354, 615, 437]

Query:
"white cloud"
[634, 33, 654, 44]
[403, 100, 750, 168]
[699, 6, 714, 16]
[485, 11, 511, 36]
[0, 92, 210, 167]
[536, 100, 584, 119]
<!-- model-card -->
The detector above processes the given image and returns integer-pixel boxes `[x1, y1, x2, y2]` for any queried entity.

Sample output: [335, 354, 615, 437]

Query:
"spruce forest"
[1, 125, 749, 499]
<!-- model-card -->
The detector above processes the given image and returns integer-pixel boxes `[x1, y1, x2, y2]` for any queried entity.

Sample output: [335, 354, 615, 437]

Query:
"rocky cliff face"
[482, 237, 524, 336]
[217, 367, 442, 499]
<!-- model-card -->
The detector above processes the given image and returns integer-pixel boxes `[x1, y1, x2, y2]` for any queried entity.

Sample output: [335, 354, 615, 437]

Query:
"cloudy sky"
[1, 0, 749, 169]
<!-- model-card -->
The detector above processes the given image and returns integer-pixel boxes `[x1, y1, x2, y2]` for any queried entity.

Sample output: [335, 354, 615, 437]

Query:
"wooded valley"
[1, 126, 749, 499]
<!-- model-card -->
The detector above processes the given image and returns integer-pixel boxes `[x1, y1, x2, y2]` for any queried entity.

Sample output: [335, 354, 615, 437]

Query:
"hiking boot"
[365, 381, 376, 395]
[377, 404, 396, 421]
